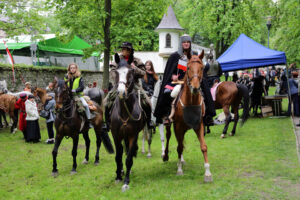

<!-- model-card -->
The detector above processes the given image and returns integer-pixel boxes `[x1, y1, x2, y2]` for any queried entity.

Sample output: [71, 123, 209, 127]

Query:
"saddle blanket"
[210, 82, 222, 101]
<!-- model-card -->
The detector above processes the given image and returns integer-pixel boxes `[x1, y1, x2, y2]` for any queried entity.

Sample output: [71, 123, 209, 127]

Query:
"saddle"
[210, 82, 222, 101]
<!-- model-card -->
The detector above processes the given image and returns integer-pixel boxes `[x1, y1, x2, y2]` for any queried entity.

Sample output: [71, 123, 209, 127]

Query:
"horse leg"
[123, 135, 138, 192]
[3, 112, 9, 128]
[82, 132, 90, 164]
[230, 105, 239, 136]
[0, 111, 3, 129]
[206, 125, 211, 135]
[175, 125, 185, 175]
[94, 130, 102, 165]
[221, 106, 231, 138]
[159, 124, 165, 158]
[163, 124, 171, 162]
[146, 125, 152, 158]
[196, 122, 213, 182]
[10, 110, 18, 134]
[52, 135, 63, 176]
[142, 127, 146, 154]
[114, 140, 123, 183]
[71, 135, 79, 174]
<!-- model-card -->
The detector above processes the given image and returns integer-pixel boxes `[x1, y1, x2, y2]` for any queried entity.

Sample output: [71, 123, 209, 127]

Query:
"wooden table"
[262, 95, 288, 116]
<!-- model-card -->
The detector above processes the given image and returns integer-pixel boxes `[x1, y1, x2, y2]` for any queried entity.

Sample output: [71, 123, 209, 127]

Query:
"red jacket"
[15, 98, 27, 131]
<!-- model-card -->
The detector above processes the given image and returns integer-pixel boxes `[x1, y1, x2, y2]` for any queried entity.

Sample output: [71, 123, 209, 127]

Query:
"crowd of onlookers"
[228, 63, 299, 117]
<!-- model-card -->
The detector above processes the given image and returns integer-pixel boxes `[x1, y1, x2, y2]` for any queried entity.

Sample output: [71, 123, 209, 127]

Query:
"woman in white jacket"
[25, 95, 41, 143]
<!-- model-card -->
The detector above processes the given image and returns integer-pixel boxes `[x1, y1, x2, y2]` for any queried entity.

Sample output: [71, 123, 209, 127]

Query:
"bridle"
[186, 60, 203, 93]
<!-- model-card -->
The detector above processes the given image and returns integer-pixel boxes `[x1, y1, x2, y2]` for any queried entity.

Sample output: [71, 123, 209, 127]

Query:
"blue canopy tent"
[217, 33, 286, 72]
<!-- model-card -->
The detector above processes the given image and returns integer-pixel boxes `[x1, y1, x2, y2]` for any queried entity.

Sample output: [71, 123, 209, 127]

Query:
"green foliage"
[0, 0, 49, 37]
[174, 0, 277, 56]
[49, 0, 171, 55]
[272, 0, 300, 65]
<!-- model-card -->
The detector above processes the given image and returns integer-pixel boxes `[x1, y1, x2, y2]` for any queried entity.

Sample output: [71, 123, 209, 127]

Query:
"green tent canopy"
[0, 34, 99, 57]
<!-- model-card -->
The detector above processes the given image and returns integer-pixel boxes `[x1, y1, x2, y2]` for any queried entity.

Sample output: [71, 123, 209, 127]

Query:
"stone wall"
[0, 65, 103, 92]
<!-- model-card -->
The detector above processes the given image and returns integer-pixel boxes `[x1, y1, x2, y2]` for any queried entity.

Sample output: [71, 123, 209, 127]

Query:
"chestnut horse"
[206, 82, 249, 138]
[163, 52, 213, 182]
[51, 79, 114, 176]
[110, 54, 146, 191]
[0, 94, 18, 133]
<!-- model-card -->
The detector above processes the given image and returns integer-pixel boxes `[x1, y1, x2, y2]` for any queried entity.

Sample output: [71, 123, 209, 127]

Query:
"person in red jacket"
[15, 93, 27, 139]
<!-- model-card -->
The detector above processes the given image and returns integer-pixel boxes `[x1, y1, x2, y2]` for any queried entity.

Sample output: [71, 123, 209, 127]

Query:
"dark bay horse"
[207, 81, 249, 138]
[163, 52, 213, 182]
[110, 54, 146, 191]
[51, 79, 114, 176]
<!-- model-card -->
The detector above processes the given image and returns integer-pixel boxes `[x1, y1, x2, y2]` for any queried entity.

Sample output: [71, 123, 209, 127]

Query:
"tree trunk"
[102, 0, 111, 92]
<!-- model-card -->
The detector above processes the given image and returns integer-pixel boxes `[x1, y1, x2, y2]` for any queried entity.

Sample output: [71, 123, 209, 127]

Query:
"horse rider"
[204, 48, 223, 88]
[64, 63, 92, 125]
[154, 34, 216, 126]
[104, 42, 153, 131]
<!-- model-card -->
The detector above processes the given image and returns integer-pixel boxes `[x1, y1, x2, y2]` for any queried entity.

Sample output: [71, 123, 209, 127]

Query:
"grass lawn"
[0, 87, 299, 199]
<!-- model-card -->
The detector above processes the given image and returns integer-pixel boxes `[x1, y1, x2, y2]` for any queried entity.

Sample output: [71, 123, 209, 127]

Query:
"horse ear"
[128, 54, 134, 65]
[114, 53, 120, 64]
[199, 50, 204, 60]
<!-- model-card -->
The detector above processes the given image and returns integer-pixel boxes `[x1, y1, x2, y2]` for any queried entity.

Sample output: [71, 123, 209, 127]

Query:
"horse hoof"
[94, 161, 99, 166]
[82, 159, 88, 165]
[204, 175, 213, 183]
[147, 153, 152, 158]
[141, 150, 145, 154]
[70, 170, 77, 175]
[162, 155, 169, 162]
[115, 179, 122, 184]
[176, 171, 184, 176]
[220, 134, 226, 138]
[122, 184, 130, 192]
[52, 171, 58, 177]
[229, 132, 233, 136]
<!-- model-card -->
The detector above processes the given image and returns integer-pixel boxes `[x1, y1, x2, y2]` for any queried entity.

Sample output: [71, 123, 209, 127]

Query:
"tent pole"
[285, 64, 293, 117]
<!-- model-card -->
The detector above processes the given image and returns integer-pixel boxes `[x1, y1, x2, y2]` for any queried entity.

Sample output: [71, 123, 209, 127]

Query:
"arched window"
[166, 33, 171, 48]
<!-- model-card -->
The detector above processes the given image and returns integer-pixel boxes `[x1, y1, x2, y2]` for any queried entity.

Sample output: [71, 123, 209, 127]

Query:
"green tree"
[50, 0, 171, 90]
[272, 0, 300, 65]
[0, 0, 48, 37]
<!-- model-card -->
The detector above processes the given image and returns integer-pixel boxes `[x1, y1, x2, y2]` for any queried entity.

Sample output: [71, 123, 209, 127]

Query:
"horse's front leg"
[114, 139, 123, 183]
[82, 131, 90, 164]
[94, 128, 102, 165]
[196, 122, 213, 182]
[159, 124, 165, 158]
[175, 124, 186, 175]
[71, 135, 79, 174]
[163, 124, 171, 162]
[221, 106, 231, 138]
[123, 135, 138, 192]
[10, 110, 18, 134]
[147, 127, 152, 158]
[52, 134, 63, 176]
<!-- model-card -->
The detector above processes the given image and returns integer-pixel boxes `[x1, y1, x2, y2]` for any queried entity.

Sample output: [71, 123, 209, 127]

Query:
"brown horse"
[206, 81, 249, 138]
[51, 79, 114, 176]
[0, 94, 18, 133]
[110, 54, 147, 191]
[163, 52, 213, 182]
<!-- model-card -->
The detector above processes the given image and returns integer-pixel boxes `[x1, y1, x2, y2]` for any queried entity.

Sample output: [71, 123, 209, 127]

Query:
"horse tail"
[237, 84, 249, 125]
[100, 128, 114, 154]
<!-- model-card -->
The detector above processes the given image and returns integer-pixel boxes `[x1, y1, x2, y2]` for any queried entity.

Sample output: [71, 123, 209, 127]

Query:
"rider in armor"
[64, 63, 91, 124]
[204, 46, 223, 88]
[104, 42, 153, 131]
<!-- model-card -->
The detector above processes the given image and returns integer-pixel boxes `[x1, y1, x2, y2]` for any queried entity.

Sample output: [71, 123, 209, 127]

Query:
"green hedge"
[0, 63, 99, 73]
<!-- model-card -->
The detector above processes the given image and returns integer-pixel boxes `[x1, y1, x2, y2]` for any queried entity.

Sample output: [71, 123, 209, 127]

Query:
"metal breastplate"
[206, 61, 220, 77]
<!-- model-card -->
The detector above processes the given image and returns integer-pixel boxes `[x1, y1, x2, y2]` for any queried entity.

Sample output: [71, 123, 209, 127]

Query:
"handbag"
[40, 109, 50, 119]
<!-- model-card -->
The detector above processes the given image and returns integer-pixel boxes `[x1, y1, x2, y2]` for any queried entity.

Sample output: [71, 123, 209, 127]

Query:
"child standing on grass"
[44, 93, 56, 144]
[25, 95, 41, 143]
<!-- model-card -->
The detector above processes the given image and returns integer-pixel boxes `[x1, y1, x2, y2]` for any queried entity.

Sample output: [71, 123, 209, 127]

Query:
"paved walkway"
[291, 116, 300, 162]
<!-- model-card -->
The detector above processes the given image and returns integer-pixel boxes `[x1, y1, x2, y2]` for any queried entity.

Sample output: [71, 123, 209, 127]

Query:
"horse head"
[186, 50, 204, 94]
[114, 53, 135, 99]
[53, 78, 71, 110]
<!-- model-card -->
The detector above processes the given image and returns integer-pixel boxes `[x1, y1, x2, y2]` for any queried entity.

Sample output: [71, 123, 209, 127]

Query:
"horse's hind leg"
[221, 106, 231, 138]
[196, 123, 213, 182]
[52, 135, 63, 176]
[82, 132, 90, 164]
[142, 127, 146, 154]
[71, 135, 79, 174]
[230, 105, 239, 136]
[94, 130, 102, 165]
[10, 110, 18, 134]
[163, 125, 171, 162]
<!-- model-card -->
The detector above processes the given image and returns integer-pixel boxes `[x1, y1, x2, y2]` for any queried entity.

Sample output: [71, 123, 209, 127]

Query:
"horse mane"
[58, 79, 66, 88]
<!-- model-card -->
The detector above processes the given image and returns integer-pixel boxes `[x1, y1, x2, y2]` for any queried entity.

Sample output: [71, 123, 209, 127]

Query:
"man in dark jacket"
[154, 34, 215, 126]
[204, 52, 223, 88]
